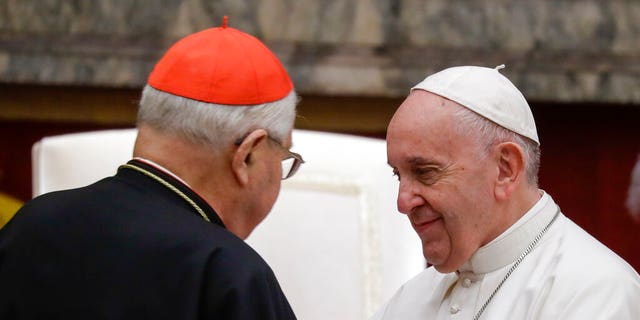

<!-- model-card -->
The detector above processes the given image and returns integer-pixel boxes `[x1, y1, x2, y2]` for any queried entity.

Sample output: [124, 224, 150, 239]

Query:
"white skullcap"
[411, 65, 539, 145]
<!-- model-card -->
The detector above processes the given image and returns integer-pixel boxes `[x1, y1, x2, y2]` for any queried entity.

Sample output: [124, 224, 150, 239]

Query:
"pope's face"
[387, 90, 501, 273]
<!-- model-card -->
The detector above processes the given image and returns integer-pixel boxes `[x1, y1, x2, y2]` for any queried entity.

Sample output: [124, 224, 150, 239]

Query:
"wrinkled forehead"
[387, 91, 470, 165]
[388, 91, 459, 134]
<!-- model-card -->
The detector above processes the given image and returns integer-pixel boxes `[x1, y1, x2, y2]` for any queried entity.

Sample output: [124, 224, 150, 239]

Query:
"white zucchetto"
[412, 65, 539, 145]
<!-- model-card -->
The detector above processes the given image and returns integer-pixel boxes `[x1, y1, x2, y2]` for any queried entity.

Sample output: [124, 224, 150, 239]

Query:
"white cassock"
[372, 192, 640, 319]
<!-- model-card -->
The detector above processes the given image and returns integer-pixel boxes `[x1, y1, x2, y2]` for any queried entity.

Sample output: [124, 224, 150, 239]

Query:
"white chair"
[32, 129, 137, 196]
[32, 128, 424, 320]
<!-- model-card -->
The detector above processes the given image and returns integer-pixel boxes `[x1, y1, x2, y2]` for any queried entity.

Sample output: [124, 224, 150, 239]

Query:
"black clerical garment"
[0, 159, 296, 319]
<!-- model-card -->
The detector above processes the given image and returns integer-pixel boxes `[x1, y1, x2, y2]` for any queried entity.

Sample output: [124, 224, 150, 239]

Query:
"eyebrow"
[408, 157, 442, 167]
[387, 156, 442, 168]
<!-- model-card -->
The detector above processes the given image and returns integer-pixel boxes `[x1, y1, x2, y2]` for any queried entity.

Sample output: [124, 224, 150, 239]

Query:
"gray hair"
[137, 85, 298, 150]
[452, 105, 541, 187]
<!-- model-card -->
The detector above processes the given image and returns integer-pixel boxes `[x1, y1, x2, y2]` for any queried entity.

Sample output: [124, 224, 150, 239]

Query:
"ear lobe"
[231, 129, 268, 186]
[494, 142, 525, 200]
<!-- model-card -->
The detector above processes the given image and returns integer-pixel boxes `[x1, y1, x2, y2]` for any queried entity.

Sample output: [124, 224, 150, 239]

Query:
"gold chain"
[119, 163, 211, 223]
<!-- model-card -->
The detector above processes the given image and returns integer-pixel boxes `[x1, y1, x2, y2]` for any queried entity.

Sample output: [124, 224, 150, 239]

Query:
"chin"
[422, 245, 444, 263]
[431, 262, 457, 273]
[423, 250, 456, 273]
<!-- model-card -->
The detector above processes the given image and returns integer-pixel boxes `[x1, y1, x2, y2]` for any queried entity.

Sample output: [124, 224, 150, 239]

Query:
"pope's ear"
[494, 142, 525, 200]
[231, 129, 268, 186]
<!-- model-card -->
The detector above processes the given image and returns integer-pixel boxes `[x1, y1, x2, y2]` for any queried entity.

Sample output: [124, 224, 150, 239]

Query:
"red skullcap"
[148, 18, 293, 105]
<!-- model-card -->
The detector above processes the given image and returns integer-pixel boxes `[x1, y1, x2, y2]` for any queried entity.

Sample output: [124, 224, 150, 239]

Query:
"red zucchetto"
[148, 16, 293, 105]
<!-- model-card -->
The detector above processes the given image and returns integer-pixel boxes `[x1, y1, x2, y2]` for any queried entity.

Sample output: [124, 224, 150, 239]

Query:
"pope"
[374, 65, 640, 319]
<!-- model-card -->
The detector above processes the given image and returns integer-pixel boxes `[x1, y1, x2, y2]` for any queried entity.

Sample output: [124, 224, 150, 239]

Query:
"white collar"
[459, 191, 560, 274]
[132, 157, 192, 188]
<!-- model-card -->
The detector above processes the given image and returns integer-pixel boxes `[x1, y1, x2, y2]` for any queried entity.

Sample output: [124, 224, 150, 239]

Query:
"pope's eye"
[414, 166, 441, 185]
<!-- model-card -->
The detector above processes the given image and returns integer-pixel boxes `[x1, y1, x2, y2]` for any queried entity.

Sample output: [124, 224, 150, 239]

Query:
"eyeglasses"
[268, 137, 305, 180]
[235, 133, 305, 180]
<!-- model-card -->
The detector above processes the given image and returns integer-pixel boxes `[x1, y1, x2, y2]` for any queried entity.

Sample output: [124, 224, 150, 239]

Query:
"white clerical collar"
[459, 191, 559, 274]
[132, 157, 192, 187]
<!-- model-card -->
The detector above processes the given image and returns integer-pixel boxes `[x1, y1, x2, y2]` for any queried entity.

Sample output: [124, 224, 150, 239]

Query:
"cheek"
[255, 160, 282, 213]
[262, 173, 281, 203]
[253, 180, 281, 227]
[267, 168, 283, 203]
[443, 197, 494, 262]
[446, 220, 477, 251]
[419, 223, 452, 266]
[430, 188, 485, 259]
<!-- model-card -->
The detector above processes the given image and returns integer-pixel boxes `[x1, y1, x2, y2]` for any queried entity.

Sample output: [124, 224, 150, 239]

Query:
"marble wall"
[1, 0, 639, 103]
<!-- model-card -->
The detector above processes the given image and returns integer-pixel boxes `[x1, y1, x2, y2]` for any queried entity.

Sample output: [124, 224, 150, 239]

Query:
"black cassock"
[0, 159, 296, 319]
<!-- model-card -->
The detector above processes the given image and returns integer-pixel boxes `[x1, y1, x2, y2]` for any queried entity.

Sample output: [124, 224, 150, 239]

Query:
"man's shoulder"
[194, 225, 270, 271]
[10, 177, 271, 274]
[553, 215, 640, 282]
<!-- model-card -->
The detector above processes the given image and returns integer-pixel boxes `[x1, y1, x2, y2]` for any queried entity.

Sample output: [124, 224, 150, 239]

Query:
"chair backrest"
[32, 128, 424, 319]
[32, 129, 138, 197]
